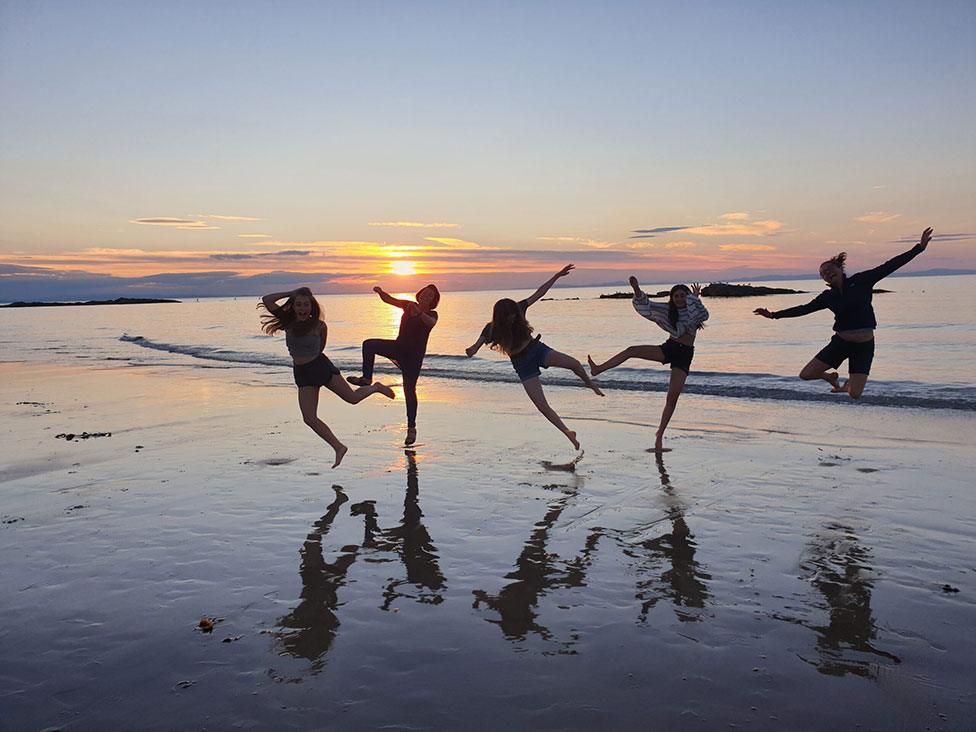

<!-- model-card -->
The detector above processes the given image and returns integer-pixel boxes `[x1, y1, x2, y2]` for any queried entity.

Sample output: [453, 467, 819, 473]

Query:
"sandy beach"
[2, 360, 974, 730]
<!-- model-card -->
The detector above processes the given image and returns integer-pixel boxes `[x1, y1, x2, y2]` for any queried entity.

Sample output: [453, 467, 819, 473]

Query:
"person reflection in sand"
[793, 522, 900, 677]
[274, 486, 358, 673]
[472, 479, 598, 647]
[613, 454, 711, 622]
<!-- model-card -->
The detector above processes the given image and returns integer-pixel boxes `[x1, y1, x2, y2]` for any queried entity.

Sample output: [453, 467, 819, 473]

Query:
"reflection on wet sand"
[275, 452, 445, 670]
[608, 454, 711, 623]
[275, 486, 356, 673]
[473, 476, 598, 648]
[789, 521, 901, 677]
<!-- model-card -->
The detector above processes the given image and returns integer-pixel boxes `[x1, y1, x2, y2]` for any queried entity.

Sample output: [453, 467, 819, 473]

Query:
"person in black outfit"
[754, 227, 933, 399]
[348, 284, 439, 445]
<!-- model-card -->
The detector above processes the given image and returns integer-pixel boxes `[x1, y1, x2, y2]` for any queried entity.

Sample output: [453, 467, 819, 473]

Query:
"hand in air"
[691, 282, 702, 296]
[919, 227, 933, 251]
[753, 308, 773, 318]
[373, 286, 383, 294]
[628, 276, 640, 291]
[555, 264, 575, 278]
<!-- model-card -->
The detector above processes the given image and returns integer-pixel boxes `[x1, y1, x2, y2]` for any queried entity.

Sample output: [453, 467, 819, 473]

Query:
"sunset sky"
[1, 1, 974, 300]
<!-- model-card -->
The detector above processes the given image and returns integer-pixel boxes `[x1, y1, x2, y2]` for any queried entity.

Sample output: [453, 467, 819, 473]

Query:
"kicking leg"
[326, 373, 395, 403]
[588, 345, 665, 376]
[349, 339, 400, 385]
[799, 357, 841, 391]
[402, 367, 420, 445]
[544, 350, 604, 396]
[521, 377, 580, 450]
[654, 368, 688, 453]
[298, 386, 348, 468]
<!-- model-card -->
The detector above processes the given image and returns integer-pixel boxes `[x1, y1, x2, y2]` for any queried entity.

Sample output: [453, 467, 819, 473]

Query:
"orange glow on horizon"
[390, 260, 418, 276]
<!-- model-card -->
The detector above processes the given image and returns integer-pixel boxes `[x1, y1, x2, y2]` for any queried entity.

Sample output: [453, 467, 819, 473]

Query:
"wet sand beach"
[2, 361, 974, 730]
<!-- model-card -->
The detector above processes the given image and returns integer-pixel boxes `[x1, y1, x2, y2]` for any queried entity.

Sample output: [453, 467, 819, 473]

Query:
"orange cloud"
[129, 218, 221, 230]
[719, 243, 777, 251]
[856, 211, 900, 223]
[369, 221, 459, 228]
[719, 212, 749, 221]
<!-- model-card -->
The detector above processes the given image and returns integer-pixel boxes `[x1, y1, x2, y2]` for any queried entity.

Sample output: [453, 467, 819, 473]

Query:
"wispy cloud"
[238, 234, 272, 238]
[202, 214, 265, 221]
[369, 221, 459, 229]
[632, 220, 783, 238]
[630, 226, 693, 237]
[891, 232, 974, 243]
[719, 243, 777, 252]
[665, 241, 697, 249]
[129, 218, 221, 230]
[719, 212, 749, 221]
[423, 237, 483, 249]
[210, 250, 311, 261]
[856, 211, 900, 223]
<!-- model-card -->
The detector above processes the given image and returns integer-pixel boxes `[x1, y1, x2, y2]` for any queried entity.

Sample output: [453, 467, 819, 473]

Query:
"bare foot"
[332, 443, 348, 468]
[346, 375, 371, 386]
[586, 380, 605, 397]
[652, 434, 671, 454]
[375, 383, 395, 399]
[831, 379, 849, 394]
[563, 429, 580, 451]
[824, 372, 840, 390]
[587, 355, 602, 377]
[405, 428, 417, 446]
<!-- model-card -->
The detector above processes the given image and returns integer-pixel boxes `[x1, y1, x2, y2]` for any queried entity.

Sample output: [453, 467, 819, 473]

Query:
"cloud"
[423, 237, 482, 249]
[369, 221, 459, 229]
[202, 214, 265, 221]
[856, 211, 900, 223]
[537, 236, 584, 242]
[891, 232, 974, 243]
[238, 234, 272, 238]
[665, 241, 697, 249]
[719, 244, 777, 251]
[632, 220, 783, 237]
[130, 218, 221, 230]
[720, 212, 749, 221]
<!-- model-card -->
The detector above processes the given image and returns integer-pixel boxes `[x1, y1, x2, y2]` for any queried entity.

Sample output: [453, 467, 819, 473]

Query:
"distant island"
[600, 283, 806, 299]
[1, 297, 181, 308]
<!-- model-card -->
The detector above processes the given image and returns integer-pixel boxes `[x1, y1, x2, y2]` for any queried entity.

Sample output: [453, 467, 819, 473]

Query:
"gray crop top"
[285, 327, 324, 360]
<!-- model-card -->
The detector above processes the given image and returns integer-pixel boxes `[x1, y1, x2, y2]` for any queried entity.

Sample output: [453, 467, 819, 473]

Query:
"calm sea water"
[2, 275, 975, 411]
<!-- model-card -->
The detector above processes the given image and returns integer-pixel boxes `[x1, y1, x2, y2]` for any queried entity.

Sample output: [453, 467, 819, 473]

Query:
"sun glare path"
[390, 260, 417, 276]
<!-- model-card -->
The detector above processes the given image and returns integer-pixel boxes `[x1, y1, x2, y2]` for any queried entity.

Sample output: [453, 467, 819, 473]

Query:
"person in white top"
[588, 277, 709, 453]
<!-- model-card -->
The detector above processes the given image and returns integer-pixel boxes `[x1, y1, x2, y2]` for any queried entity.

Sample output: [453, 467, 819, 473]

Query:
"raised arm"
[523, 264, 575, 307]
[630, 276, 669, 322]
[683, 282, 709, 328]
[262, 287, 308, 312]
[859, 227, 933, 285]
[373, 286, 413, 310]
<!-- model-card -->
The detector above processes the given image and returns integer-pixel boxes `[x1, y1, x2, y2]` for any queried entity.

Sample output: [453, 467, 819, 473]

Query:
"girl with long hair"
[260, 287, 395, 468]
[588, 277, 709, 453]
[754, 227, 933, 399]
[346, 284, 440, 446]
[465, 265, 603, 452]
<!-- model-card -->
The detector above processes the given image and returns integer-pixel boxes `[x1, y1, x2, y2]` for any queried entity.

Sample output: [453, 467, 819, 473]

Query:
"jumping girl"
[260, 287, 395, 468]
[464, 264, 603, 452]
[346, 284, 439, 446]
[588, 278, 709, 453]
[754, 227, 933, 400]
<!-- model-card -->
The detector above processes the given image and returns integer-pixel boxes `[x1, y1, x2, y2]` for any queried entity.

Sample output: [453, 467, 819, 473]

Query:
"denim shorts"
[815, 334, 875, 375]
[510, 337, 553, 382]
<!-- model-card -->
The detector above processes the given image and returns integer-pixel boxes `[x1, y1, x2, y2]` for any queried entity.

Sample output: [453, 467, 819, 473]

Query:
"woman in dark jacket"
[754, 227, 933, 399]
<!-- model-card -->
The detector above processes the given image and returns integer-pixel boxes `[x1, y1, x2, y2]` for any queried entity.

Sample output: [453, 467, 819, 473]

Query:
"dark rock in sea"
[701, 283, 806, 297]
[600, 291, 671, 299]
[1, 297, 180, 308]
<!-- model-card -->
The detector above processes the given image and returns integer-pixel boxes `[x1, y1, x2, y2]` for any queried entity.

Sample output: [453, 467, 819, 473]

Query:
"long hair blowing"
[668, 284, 705, 331]
[488, 298, 533, 355]
[258, 287, 323, 335]
[822, 252, 847, 272]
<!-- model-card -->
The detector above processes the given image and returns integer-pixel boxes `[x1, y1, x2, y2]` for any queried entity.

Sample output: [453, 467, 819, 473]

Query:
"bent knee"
[302, 414, 318, 426]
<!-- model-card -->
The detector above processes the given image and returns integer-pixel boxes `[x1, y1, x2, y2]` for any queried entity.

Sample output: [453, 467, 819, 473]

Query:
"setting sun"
[390, 260, 417, 276]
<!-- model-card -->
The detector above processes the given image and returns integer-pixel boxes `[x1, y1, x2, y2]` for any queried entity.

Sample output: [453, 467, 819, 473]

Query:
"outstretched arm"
[373, 286, 412, 310]
[860, 227, 933, 285]
[465, 322, 491, 357]
[754, 292, 828, 320]
[523, 264, 575, 307]
[630, 275, 670, 324]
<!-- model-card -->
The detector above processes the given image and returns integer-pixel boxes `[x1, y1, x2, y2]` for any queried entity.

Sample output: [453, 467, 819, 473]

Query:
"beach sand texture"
[2, 361, 974, 730]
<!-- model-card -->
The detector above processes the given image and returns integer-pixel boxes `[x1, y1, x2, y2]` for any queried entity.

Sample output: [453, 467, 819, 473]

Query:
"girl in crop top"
[587, 278, 709, 454]
[464, 265, 603, 454]
[347, 284, 440, 446]
[754, 227, 933, 400]
[260, 287, 395, 468]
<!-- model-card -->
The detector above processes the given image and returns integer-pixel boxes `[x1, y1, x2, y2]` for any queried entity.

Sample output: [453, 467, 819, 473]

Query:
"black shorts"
[660, 339, 694, 374]
[293, 354, 341, 387]
[815, 335, 875, 375]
